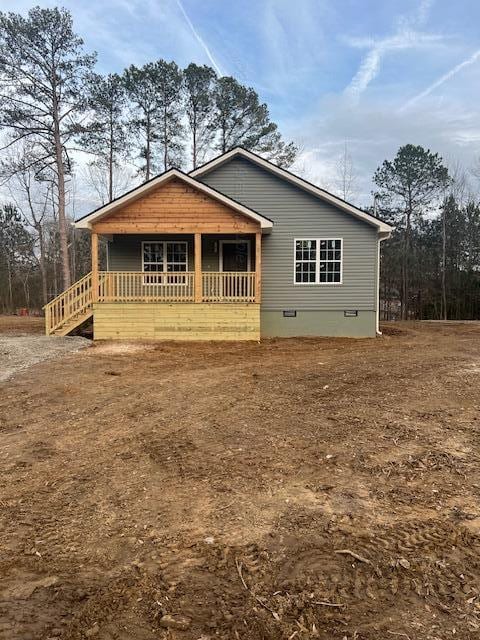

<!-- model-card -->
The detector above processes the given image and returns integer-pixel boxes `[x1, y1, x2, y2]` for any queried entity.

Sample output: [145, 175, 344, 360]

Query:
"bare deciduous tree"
[2, 145, 53, 305]
[334, 141, 358, 202]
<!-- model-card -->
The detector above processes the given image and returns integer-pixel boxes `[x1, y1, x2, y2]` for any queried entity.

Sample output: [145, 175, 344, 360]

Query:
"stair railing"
[44, 271, 93, 335]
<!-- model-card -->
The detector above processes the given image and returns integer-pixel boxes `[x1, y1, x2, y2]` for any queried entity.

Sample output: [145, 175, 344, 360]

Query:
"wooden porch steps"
[51, 310, 93, 336]
[44, 272, 93, 336]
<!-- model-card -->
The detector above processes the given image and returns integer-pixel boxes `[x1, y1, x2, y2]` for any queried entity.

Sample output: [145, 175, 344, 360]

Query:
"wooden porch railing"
[98, 271, 195, 302]
[44, 271, 93, 334]
[202, 272, 256, 302]
[97, 271, 256, 303]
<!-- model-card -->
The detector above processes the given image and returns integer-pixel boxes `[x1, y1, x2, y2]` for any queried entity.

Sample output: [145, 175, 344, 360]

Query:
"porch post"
[91, 231, 99, 303]
[194, 233, 202, 303]
[255, 231, 262, 303]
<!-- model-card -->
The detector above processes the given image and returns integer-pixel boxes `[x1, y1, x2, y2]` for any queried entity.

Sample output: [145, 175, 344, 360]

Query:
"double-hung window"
[142, 241, 188, 284]
[294, 238, 342, 284]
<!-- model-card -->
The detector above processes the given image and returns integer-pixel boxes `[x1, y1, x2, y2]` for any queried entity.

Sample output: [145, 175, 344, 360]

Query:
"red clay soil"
[0, 322, 479, 639]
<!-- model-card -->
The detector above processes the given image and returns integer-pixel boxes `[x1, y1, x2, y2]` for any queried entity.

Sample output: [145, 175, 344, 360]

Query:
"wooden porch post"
[194, 233, 202, 303]
[255, 231, 262, 303]
[91, 231, 99, 302]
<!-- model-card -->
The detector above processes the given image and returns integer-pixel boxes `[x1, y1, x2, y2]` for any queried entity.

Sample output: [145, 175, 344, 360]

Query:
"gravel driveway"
[0, 335, 90, 382]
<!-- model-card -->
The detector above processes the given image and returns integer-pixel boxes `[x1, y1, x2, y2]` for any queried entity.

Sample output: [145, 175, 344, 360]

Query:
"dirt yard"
[0, 315, 44, 335]
[0, 322, 479, 640]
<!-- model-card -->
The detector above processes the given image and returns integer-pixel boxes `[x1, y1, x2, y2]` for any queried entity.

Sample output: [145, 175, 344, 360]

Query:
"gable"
[198, 157, 381, 239]
[90, 177, 261, 234]
[192, 148, 393, 235]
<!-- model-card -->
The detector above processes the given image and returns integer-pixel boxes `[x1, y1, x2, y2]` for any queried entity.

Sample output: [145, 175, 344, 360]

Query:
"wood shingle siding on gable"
[198, 157, 379, 312]
[92, 178, 260, 234]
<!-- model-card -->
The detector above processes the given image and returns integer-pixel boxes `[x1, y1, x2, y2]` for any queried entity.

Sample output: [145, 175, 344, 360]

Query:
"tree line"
[0, 6, 296, 307]
[375, 144, 480, 321]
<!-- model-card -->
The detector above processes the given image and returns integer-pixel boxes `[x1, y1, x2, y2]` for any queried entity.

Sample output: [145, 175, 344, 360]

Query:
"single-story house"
[45, 147, 393, 340]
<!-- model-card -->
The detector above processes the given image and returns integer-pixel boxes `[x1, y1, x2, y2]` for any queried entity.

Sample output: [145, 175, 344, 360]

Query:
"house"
[44, 148, 393, 340]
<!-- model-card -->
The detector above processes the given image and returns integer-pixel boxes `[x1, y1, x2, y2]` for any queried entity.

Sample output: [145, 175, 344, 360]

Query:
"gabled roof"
[191, 147, 393, 235]
[74, 167, 273, 231]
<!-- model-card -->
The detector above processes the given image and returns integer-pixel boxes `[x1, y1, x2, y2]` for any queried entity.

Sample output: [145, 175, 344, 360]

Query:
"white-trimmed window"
[294, 238, 342, 284]
[142, 241, 188, 283]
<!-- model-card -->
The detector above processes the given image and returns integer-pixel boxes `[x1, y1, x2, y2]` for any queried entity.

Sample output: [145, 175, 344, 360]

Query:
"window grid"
[143, 242, 164, 273]
[142, 241, 188, 284]
[294, 238, 342, 285]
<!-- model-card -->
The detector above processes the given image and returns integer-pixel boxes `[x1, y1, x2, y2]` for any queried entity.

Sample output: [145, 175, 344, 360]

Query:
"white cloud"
[344, 31, 445, 102]
[397, 0, 435, 29]
[288, 94, 480, 206]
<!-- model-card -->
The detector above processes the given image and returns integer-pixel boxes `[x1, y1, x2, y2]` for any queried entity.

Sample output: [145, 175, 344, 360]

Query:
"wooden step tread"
[51, 310, 93, 336]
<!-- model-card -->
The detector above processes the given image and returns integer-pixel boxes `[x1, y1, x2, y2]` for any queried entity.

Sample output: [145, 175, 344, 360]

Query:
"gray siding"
[109, 234, 194, 271]
[261, 310, 377, 338]
[108, 233, 255, 272]
[199, 157, 379, 312]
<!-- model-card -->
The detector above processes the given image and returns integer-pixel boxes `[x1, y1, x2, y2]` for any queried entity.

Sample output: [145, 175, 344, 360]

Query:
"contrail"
[401, 48, 480, 110]
[174, 0, 223, 76]
[344, 46, 382, 100]
[344, 0, 435, 101]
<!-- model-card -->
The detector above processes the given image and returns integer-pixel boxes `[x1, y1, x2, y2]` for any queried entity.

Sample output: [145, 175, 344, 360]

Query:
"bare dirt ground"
[0, 322, 479, 640]
[0, 315, 44, 335]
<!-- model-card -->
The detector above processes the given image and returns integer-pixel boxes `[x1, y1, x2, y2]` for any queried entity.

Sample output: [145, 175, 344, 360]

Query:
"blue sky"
[4, 0, 480, 204]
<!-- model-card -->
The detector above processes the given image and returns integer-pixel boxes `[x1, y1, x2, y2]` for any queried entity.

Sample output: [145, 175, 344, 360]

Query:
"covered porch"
[45, 169, 271, 338]
[97, 232, 262, 304]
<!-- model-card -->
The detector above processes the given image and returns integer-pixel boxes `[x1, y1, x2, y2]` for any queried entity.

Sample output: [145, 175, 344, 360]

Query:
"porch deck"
[44, 270, 258, 336]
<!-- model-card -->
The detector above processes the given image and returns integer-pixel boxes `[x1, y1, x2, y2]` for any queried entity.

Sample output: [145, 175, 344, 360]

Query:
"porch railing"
[99, 271, 195, 302]
[202, 272, 256, 302]
[96, 271, 256, 303]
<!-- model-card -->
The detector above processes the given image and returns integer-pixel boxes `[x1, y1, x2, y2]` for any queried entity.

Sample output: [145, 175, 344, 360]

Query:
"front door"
[221, 241, 250, 272]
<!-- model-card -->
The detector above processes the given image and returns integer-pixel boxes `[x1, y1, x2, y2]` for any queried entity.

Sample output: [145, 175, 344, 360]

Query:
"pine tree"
[0, 7, 96, 289]
[123, 63, 160, 181]
[373, 144, 450, 319]
[123, 60, 184, 178]
[153, 60, 184, 171]
[0, 204, 34, 311]
[183, 63, 216, 169]
[79, 73, 128, 203]
[211, 76, 297, 167]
